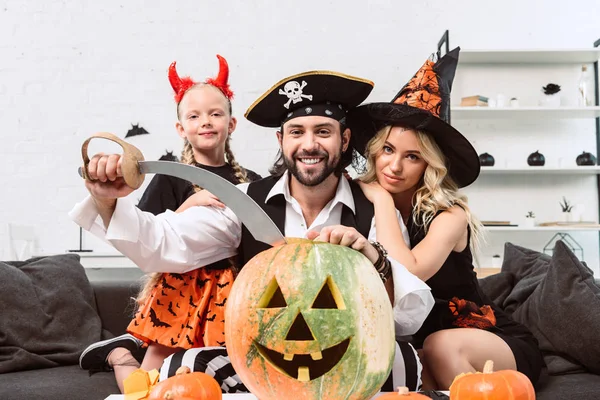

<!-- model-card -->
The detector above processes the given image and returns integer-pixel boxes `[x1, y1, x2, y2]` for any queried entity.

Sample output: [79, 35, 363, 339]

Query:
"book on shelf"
[460, 95, 489, 107]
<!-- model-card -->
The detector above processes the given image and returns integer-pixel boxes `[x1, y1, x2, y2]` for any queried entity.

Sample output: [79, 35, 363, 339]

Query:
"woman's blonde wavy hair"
[361, 125, 484, 256]
[135, 83, 248, 308]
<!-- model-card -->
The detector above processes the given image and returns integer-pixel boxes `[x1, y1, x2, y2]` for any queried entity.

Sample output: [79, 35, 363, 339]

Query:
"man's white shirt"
[70, 173, 434, 335]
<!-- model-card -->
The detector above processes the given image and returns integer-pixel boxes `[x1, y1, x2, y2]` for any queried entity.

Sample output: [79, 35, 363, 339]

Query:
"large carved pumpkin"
[449, 360, 535, 400]
[225, 239, 395, 400]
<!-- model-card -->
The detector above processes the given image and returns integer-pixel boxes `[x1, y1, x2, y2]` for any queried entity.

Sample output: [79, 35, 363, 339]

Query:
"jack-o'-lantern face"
[225, 239, 395, 400]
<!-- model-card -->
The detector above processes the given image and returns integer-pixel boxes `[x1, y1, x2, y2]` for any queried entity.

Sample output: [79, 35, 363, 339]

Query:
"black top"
[137, 162, 261, 215]
[407, 211, 535, 348]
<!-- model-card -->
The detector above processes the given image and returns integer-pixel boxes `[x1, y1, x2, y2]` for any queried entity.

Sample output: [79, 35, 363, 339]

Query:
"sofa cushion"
[0, 365, 119, 400]
[510, 241, 600, 375]
[0, 254, 103, 373]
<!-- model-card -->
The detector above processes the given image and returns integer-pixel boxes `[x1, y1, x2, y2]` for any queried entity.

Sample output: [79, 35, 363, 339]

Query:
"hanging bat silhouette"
[134, 320, 139, 326]
[186, 335, 193, 345]
[169, 273, 184, 281]
[156, 299, 163, 306]
[170, 338, 177, 346]
[185, 322, 193, 329]
[159, 150, 179, 162]
[179, 290, 185, 298]
[149, 308, 172, 328]
[162, 277, 176, 290]
[197, 278, 210, 288]
[217, 341, 226, 346]
[216, 282, 230, 288]
[215, 298, 227, 307]
[197, 311, 202, 319]
[140, 313, 145, 320]
[189, 296, 197, 308]
[125, 124, 149, 138]
[187, 312, 192, 318]
[167, 302, 177, 317]
[161, 290, 168, 297]
[206, 314, 217, 322]
[176, 303, 180, 309]
[183, 281, 189, 287]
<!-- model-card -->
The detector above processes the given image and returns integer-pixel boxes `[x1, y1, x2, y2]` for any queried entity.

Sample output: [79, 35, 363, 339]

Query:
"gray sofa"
[0, 255, 144, 400]
[1, 242, 599, 400]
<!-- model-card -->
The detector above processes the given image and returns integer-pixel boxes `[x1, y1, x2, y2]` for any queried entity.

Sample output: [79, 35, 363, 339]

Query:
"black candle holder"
[68, 227, 93, 253]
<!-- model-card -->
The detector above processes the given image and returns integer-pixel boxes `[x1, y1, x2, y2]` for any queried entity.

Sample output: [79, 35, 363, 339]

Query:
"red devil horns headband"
[168, 55, 234, 103]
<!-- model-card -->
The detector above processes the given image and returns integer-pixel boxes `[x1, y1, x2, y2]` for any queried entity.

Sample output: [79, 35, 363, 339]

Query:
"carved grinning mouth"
[254, 338, 351, 382]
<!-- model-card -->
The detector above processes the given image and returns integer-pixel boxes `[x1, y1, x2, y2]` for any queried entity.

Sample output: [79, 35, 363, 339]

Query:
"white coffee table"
[106, 392, 449, 399]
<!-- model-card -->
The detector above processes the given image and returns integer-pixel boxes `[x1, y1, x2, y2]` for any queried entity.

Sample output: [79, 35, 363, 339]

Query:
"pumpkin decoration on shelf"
[576, 151, 597, 166]
[225, 238, 395, 400]
[449, 360, 535, 400]
[147, 366, 222, 400]
[527, 150, 546, 166]
[377, 387, 432, 399]
[478, 153, 495, 167]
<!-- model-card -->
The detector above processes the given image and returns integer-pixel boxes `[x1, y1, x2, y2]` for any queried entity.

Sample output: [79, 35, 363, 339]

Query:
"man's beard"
[283, 149, 343, 187]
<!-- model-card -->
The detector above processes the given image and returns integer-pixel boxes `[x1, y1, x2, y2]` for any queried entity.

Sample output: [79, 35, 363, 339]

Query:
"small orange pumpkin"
[449, 360, 535, 400]
[147, 366, 222, 400]
[377, 386, 430, 399]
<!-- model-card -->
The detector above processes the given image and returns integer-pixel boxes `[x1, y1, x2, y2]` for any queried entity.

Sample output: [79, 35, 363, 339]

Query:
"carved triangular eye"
[311, 276, 345, 310]
[258, 278, 288, 308]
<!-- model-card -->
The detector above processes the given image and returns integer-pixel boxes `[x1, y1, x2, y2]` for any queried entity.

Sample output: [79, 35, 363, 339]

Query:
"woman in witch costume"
[348, 48, 544, 390]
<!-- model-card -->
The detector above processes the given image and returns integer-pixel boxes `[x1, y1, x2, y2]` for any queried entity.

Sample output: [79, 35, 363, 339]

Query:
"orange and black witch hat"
[349, 47, 480, 187]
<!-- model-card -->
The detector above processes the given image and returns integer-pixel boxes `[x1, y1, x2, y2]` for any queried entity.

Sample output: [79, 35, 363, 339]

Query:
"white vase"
[562, 211, 572, 222]
[523, 218, 536, 228]
[539, 93, 561, 107]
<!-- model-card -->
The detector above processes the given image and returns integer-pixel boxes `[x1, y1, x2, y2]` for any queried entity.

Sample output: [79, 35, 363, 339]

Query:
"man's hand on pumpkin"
[307, 225, 379, 264]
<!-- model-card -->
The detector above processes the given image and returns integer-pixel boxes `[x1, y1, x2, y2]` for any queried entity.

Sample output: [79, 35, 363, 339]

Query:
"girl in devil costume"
[78, 55, 260, 393]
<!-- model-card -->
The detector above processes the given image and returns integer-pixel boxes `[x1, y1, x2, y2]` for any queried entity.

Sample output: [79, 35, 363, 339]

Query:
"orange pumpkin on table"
[449, 360, 535, 400]
[377, 387, 430, 399]
[147, 366, 222, 400]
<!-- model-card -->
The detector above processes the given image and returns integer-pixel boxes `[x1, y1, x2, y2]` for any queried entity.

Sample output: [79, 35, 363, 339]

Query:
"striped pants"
[160, 340, 422, 393]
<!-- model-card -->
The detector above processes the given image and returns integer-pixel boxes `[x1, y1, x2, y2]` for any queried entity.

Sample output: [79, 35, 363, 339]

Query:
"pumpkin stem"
[483, 360, 494, 374]
[396, 386, 409, 394]
[175, 366, 191, 375]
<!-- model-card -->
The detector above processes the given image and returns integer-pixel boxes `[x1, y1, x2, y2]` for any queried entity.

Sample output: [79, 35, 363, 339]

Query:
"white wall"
[1, 0, 600, 273]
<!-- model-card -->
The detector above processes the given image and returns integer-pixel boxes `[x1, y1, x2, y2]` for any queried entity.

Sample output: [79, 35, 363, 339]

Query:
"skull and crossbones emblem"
[279, 80, 313, 109]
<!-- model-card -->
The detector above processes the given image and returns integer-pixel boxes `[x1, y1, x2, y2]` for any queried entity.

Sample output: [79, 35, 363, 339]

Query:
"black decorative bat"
[156, 299, 163, 306]
[134, 320, 139, 326]
[189, 296, 197, 308]
[149, 308, 172, 328]
[215, 298, 227, 307]
[183, 281, 189, 287]
[170, 338, 177, 346]
[179, 290, 185, 298]
[197, 278, 210, 288]
[169, 273, 184, 281]
[216, 282, 230, 288]
[217, 341, 226, 346]
[176, 303, 180, 309]
[159, 150, 179, 162]
[206, 314, 217, 322]
[162, 277, 176, 290]
[186, 335, 193, 346]
[125, 123, 149, 138]
[167, 302, 177, 317]
[161, 290, 168, 297]
[185, 322, 193, 329]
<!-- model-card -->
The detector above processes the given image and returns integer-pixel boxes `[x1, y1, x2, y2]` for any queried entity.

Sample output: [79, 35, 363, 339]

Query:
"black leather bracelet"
[369, 241, 387, 270]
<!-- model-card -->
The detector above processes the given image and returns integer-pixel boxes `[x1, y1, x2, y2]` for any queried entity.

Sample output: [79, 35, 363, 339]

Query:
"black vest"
[238, 175, 374, 265]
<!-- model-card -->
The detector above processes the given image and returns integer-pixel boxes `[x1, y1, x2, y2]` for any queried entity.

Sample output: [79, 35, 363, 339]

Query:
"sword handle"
[80, 132, 146, 189]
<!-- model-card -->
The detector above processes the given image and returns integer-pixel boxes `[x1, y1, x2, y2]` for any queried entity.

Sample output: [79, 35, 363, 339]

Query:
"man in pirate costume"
[70, 70, 434, 391]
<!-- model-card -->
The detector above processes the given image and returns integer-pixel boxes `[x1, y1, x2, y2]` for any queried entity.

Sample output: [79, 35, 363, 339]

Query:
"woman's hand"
[176, 189, 225, 213]
[357, 181, 393, 204]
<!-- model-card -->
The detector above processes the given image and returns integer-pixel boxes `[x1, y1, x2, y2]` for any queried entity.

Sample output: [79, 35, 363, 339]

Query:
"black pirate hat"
[348, 47, 480, 188]
[244, 71, 374, 128]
